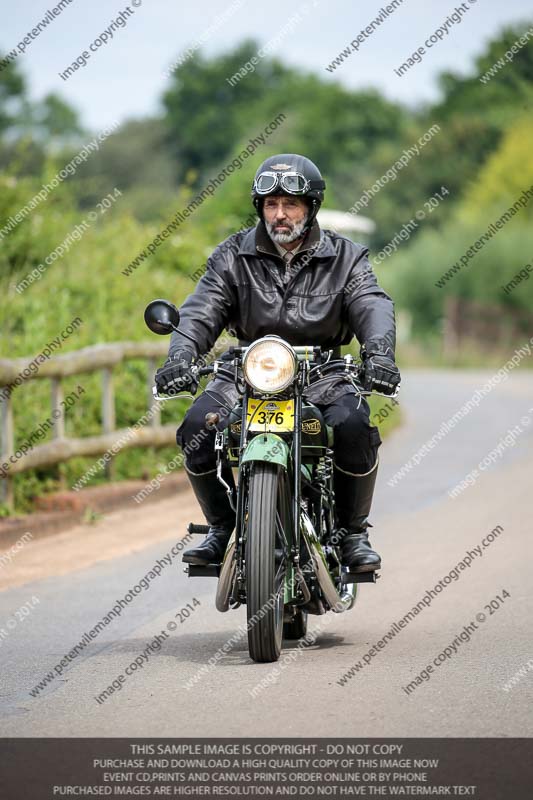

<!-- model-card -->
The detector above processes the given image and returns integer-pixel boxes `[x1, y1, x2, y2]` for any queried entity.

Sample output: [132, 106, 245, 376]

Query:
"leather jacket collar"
[238, 219, 336, 260]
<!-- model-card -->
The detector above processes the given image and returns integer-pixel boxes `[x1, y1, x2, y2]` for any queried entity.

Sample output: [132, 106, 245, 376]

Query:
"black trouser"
[176, 389, 381, 475]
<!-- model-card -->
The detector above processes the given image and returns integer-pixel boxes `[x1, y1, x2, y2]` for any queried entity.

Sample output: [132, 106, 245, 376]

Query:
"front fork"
[216, 381, 308, 606]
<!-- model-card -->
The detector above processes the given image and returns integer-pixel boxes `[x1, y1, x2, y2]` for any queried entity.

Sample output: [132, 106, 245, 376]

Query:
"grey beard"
[265, 214, 308, 244]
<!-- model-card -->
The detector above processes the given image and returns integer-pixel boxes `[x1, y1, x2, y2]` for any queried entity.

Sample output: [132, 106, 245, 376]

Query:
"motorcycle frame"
[224, 353, 311, 607]
[162, 345, 392, 607]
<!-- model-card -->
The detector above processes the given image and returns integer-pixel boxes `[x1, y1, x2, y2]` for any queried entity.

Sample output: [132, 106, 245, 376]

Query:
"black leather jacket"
[168, 220, 396, 407]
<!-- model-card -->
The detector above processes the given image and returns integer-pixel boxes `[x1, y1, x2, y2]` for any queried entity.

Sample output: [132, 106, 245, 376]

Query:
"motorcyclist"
[155, 154, 400, 572]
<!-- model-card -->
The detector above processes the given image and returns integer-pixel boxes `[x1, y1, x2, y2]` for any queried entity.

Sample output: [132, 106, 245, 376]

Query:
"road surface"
[1, 369, 532, 737]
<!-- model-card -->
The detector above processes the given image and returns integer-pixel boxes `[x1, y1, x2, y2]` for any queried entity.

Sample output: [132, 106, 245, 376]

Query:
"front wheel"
[246, 462, 291, 663]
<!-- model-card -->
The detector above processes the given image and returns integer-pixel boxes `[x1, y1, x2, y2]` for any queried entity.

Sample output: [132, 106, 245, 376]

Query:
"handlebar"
[152, 353, 400, 402]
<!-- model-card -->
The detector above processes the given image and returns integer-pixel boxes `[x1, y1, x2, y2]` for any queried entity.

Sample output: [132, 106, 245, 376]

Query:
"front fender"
[241, 433, 290, 470]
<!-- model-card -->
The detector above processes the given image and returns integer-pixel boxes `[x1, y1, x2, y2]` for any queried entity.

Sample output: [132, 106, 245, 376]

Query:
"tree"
[435, 22, 533, 124]
[163, 40, 289, 182]
[32, 93, 83, 144]
[162, 39, 409, 204]
[461, 114, 533, 218]
[70, 118, 177, 220]
[0, 54, 26, 136]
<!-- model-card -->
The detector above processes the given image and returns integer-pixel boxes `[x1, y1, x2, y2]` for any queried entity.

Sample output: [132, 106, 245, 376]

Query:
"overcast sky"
[2, 0, 533, 130]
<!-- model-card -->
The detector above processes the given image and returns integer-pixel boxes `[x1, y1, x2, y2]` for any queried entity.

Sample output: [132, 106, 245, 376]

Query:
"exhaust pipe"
[215, 533, 236, 612]
[337, 585, 357, 611]
[301, 512, 357, 613]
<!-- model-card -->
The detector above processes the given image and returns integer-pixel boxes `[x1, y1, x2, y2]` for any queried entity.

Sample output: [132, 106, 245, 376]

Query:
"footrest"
[187, 523, 210, 535]
[186, 564, 221, 578]
[342, 570, 380, 584]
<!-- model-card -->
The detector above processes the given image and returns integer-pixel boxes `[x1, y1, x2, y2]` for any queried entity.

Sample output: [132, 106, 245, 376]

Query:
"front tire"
[246, 462, 291, 663]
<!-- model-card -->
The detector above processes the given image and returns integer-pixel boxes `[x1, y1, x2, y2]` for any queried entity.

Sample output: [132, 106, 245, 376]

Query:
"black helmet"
[251, 153, 325, 230]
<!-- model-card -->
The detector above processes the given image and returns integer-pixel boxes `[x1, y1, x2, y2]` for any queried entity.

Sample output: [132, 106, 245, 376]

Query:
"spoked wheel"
[246, 462, 291, 663]
[283, 609, 308, 640]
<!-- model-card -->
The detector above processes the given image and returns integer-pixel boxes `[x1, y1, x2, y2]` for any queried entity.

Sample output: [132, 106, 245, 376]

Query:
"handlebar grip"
[196, 366, 213, 376]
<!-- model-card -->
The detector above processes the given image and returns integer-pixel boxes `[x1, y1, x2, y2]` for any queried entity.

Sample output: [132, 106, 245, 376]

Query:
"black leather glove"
[361, 343, 401, 395]
[155, 350, 198, 395]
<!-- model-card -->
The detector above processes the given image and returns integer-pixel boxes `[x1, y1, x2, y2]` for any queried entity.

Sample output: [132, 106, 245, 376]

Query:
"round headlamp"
[242, 337, 297, 393]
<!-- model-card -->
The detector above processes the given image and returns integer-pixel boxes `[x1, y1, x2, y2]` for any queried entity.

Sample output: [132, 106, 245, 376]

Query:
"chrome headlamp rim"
[242, 336, 298, 393]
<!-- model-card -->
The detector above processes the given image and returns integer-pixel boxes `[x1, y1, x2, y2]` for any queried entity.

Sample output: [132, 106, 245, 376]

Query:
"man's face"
[263, 195, 309, 246]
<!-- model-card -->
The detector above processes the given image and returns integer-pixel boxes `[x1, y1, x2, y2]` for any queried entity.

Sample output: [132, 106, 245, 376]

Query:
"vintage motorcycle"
[145, 299, 396, 664]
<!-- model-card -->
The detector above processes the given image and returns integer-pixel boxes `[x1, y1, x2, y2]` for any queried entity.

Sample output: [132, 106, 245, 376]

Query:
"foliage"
[0, 56, 25, 135]
[0, 56, 84, 163]
[383, 221, 533, 336]
[383, 112, 533, 334]
[29, 93, 84, 144]
[1, 21, 533, 508]
[70, 118, 178, 221]
[436, 23, 533, 121]
[0, 176, 202, 512]
[460, 114, 533, 218]
[162, 40, 409, 197]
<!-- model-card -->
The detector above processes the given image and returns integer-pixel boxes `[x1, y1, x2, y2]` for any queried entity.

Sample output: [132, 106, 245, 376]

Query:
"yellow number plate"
[246, 399, 294, 432]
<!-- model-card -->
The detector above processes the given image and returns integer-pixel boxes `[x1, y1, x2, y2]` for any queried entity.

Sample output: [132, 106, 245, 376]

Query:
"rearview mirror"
[144, 299, 180, 335]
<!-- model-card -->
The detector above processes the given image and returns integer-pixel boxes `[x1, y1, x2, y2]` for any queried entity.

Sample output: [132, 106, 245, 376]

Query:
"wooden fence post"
[1, 393, 14, 509]
[102, 367, 116, 479]
[50, 377, 66, 489]
[50, 378, 65, 439]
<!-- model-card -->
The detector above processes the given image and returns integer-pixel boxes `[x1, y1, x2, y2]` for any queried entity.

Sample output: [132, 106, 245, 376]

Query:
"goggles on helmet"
[253, 171, 312, 196]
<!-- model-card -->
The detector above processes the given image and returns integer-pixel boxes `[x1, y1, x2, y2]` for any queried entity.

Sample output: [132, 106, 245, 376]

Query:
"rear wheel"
[283, 609, 308, 640]
[246, 462, 291, 663]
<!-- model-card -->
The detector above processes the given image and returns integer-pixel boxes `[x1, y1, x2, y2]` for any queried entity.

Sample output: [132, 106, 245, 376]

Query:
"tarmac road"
[0, 368, 532, 737]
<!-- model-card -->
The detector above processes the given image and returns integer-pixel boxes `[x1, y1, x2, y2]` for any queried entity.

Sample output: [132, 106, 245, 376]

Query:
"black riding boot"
[333, 459, 381, 572]
[182, 465, 236, 565]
